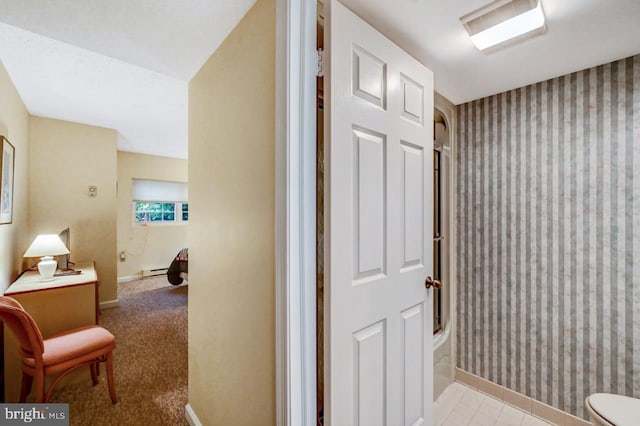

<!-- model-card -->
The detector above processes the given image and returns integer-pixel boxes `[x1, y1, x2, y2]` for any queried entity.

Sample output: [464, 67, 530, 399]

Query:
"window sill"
[134, 221, 188, 227]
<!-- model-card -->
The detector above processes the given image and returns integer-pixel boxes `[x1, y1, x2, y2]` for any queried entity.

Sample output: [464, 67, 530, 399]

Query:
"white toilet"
[585, 393, 640, 425]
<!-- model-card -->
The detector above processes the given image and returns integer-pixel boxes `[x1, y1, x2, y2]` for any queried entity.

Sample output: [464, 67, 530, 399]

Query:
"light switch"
[88, 186, 97, 197]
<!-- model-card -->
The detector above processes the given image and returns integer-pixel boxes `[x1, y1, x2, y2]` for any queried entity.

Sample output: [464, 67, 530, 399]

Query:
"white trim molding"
[455, 368, 591, 426]
[275, 0, 318, 425]
[99, 299, 119, 310]
[117, 274, 142, 283]
[184, 403, 202, 426]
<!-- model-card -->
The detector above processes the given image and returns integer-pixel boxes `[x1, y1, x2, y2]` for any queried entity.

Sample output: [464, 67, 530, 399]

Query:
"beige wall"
[29, 117, 117, 302]
[0, 60, 30, 293]
[117, 151, 188, 279]
[188, 0, 275, 423]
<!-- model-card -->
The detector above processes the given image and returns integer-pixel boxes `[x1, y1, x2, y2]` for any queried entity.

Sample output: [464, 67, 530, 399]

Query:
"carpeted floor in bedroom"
[49, 276, 188, 426]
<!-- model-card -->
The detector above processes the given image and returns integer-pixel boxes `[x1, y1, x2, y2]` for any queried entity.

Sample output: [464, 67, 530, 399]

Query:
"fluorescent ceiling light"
[461, 0, 547, 51]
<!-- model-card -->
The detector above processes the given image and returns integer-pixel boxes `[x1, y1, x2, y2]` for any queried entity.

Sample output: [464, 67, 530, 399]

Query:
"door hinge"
[317, 49, 324, 77]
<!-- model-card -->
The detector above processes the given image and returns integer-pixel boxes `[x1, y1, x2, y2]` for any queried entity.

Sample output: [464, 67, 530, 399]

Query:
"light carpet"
[50, 276, 188, 426]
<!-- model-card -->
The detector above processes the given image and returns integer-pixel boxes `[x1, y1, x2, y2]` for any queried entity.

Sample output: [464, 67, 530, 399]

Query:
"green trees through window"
[182, 203, 189, 221]
[135, 202, 188, 224]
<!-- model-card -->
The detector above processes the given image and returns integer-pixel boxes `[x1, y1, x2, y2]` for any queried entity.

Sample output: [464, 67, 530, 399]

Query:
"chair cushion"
[24, 325, 115, 369]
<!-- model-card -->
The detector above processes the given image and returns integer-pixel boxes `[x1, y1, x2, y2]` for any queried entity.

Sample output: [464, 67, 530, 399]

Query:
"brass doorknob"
[425, 276, 442, 289]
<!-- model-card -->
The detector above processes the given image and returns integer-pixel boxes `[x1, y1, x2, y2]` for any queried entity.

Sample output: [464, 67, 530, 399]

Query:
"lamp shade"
[24, 234, 70, 258]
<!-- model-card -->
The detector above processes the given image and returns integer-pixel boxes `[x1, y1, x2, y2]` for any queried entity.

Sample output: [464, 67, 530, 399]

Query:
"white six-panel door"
[325, 1, 434, 425]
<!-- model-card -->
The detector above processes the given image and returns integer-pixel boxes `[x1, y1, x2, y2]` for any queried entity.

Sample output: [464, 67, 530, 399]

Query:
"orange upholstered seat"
[0, 296, 117, 403]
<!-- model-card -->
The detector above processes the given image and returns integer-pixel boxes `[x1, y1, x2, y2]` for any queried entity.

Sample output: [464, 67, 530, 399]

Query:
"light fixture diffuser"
[461, 0, 547, 51]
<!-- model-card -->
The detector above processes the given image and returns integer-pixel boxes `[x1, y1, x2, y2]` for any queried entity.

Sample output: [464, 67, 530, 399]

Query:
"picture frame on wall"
[0, 136, 15, 224]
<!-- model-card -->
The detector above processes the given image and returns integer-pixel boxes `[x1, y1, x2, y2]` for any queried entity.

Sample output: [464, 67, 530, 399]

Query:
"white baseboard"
[117, 274, 142, 283]
[99, 299, 119, 310]
[142, 267, 168, 277]
[455, 368, 590, 426]
[185, 404, 202, 426]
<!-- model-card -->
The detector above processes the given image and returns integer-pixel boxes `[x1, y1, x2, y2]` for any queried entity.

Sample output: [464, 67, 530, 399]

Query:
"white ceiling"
[0, 0, 256, 159]
[0, 0, 639, 158]
[0, 22, 189, 159]
[0, 0, 256, 80]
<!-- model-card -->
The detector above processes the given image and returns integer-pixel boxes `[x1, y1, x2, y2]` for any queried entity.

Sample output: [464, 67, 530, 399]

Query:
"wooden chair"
[0, 296, 117, 403]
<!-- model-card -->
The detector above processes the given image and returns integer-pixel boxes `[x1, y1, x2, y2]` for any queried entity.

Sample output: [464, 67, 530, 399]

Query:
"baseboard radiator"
[142, 268, 168, 278]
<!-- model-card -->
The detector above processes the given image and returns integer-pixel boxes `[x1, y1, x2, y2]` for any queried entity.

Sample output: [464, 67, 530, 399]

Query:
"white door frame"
[275, 0, 318, 425]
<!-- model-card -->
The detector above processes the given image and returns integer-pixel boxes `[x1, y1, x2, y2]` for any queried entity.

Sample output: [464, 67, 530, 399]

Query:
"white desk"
[3, 262, 99, 402]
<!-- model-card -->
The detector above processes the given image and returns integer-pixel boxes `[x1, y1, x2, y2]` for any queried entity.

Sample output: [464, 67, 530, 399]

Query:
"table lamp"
[24, 234, 70, 281]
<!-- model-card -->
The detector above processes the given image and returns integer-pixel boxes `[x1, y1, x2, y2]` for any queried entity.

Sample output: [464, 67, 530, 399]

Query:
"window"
[181, 203, 189, 221]
[134, 202, 188, 224]
[132, 179, 188, 225]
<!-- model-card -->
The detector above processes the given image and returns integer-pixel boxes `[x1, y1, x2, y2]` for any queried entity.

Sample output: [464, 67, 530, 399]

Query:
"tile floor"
[434, 382, 553, 426]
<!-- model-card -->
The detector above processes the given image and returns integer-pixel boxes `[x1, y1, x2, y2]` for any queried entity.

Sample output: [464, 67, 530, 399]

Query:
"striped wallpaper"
[455, 54, 640, 419]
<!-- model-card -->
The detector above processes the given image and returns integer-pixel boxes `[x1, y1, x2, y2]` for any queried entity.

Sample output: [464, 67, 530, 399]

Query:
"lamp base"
[37, 256, 58, 281]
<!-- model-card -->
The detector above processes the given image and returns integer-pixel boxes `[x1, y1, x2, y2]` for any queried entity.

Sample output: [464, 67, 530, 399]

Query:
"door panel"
[325, 1, 434, 424]
[353, 127, 387, 283]
[401, 141, 424, 271]
[353, 320, 387, 426]
[401, 74, 425, 125]
[402, 303, 425, 425]
[352, 45, 387, 109]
